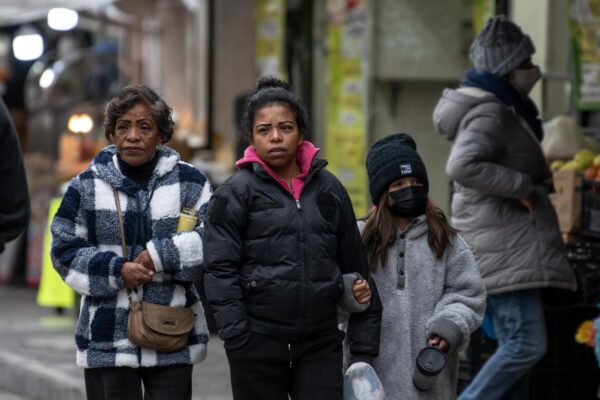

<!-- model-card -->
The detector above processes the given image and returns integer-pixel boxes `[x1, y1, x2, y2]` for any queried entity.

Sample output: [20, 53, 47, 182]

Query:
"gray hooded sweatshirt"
[433, 87, 576, 295]
[357, 217, 486, 400]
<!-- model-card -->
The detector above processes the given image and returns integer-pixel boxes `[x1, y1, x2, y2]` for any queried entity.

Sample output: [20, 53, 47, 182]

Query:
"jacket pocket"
[242, 277, 270, 305]
[316, 192, 340, 229]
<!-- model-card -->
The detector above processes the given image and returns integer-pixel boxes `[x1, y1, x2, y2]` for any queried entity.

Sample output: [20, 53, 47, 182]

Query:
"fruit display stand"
[551, 170, 583, 238]
[550, 148, 600, 238]
[546, 156, 600, 398]
[549, 167, 600, 307]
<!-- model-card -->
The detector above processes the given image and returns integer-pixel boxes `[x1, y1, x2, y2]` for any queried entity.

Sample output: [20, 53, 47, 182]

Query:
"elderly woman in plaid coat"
[51, 85, 212, 400]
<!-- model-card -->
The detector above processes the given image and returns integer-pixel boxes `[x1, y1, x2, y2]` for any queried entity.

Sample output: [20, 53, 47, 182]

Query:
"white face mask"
[510, 65, 542, 95]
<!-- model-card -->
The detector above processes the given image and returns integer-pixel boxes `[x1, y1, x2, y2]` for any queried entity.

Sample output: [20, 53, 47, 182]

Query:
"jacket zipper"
[254, 162, 322, 333]
[293, 169, 323, 332]
[288, 343, 293, 368]
[289, 181, 307, 333]
[296, 194, 307, 333]
[506, 106, 551, 180]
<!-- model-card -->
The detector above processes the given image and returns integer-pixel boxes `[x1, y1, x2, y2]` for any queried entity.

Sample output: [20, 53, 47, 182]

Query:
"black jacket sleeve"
[203, 181, 249, 343]
[335, 183, 382, 361]
[0, 99, 30, 252]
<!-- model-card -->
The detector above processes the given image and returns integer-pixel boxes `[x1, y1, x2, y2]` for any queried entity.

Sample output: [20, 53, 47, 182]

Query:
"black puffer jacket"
[203, 155, 381, 359]
[0, 98, 29, 252]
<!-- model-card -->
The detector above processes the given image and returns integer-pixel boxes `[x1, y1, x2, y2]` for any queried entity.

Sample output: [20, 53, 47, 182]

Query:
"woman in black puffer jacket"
[203, 77, 382, 400]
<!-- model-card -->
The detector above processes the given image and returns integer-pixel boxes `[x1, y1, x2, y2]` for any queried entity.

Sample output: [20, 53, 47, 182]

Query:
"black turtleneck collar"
[117, 152, 159, 189]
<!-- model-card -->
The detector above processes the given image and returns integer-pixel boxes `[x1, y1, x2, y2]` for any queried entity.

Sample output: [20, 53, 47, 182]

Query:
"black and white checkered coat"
[51, 145, 212, 368]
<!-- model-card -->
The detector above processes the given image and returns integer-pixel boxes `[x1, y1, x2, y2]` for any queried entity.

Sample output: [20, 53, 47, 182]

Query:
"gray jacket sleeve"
[446, 112, 533, 200]
[426, 236, 487, 353]
[0, 99, 30, 252]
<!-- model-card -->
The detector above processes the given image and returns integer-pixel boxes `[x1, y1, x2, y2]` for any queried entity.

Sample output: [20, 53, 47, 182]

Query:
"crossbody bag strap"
[113, 188, 134, 303]
[113, 188, 127, 259]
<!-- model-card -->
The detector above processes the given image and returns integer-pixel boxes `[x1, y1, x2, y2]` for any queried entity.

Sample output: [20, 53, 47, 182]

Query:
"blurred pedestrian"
[203, 76, 382, 400]
[433, 15, 577, 399]
[51, 85, 212, 400]
[360, 132, 486, 399]
[0, 97, 30, 253]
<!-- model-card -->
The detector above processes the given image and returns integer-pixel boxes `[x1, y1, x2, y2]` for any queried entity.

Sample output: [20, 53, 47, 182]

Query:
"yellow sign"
[325, 0, 368, 215]
[256, 0, 286, 79]
[473, 0, 495, 34]
[571, 1, 600, 109]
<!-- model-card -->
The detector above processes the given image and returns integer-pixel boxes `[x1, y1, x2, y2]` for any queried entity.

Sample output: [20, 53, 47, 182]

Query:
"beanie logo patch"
[400, 164, 412, 175]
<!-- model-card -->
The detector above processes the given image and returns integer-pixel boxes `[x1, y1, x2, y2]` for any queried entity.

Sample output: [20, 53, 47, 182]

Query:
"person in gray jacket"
[433, 15, 577, 400]
[361, 133, 486, 399]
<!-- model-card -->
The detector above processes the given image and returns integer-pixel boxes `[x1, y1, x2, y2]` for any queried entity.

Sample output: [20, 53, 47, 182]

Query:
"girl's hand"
[122, 262, 154, 288]
[352, 279, 371, 304]
[428, 335, 449, 353]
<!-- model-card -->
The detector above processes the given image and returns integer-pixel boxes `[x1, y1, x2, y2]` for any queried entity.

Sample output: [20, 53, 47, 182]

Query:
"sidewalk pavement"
[0, 285, 232, 400]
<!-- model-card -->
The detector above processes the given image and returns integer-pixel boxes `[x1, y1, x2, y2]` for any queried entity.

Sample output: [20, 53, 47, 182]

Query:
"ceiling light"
[13, 26, 43, 61]
[48, 8, 79, 31]
[68, 114, 94, 134]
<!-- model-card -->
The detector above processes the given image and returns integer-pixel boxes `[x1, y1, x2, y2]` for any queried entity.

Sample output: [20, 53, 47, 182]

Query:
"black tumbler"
[413, 346, 446, 391]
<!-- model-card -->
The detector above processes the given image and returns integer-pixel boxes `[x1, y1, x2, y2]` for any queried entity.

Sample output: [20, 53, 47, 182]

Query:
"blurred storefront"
[0, 0, 214, 287]
[0, 1, 126, 286]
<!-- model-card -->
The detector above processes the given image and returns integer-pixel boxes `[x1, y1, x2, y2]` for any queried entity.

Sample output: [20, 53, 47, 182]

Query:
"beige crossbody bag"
[113, 188, 195, 352]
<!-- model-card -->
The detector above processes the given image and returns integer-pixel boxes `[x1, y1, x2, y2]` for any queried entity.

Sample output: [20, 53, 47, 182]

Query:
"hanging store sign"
[325, 0, 369, 215]
[256, 0, 286, 79]
[472, 0, 495, 35]
[571, 0, 600, 109]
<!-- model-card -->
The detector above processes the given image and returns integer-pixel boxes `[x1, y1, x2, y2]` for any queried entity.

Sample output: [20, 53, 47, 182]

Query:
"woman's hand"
[122, 262, 154, 289]
[428, 335, 449, 353]
[133, 250, 156, 273]
[520, 197, 533, 213]
[352, 279, 371, 304]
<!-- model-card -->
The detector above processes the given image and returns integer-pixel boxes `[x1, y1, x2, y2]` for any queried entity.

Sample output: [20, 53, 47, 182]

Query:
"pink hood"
[235, 141, 320, 200]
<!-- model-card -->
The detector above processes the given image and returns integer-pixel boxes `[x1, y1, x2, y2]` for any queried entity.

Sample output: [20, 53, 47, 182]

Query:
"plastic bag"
[343, 362, 385, 400]
[541, 115, 584, 161]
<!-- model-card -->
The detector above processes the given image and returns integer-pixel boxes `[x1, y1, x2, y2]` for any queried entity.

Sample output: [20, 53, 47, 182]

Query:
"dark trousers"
[84, 364, 193, 400]
[226, 331, 344, 400]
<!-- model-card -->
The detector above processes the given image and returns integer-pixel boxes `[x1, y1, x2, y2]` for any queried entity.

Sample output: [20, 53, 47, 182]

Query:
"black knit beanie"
[366, 133, 429, 205]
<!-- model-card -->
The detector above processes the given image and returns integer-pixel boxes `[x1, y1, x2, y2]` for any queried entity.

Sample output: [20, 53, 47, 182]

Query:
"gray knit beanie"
[469, 15, 535, 77]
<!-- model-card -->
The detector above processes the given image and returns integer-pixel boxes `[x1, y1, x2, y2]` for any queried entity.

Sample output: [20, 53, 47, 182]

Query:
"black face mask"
[388, 186, 427, 218]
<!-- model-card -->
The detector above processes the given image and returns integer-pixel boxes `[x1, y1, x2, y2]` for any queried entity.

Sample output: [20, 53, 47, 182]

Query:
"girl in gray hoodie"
[362, 133, 487, 399]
